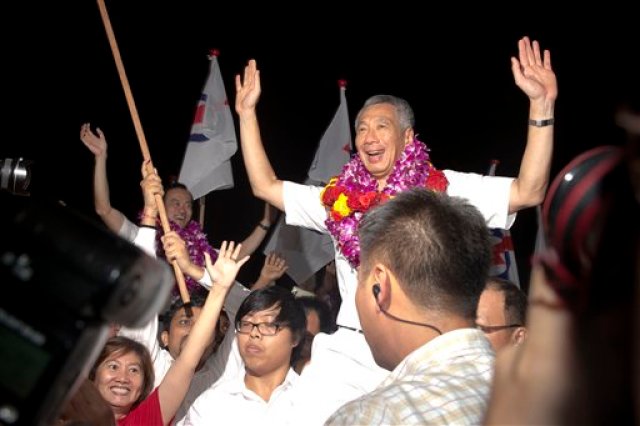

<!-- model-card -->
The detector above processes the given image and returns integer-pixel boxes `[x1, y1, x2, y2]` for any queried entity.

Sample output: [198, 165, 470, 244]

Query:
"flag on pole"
[264, 80, 352, 286]
[179, 50, 237, 200]
[308, 81, 352, 183]
[488, 160, 521, 287]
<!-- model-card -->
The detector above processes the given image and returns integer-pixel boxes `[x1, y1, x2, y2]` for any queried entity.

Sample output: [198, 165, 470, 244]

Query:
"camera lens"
[0, 158, 32, 196]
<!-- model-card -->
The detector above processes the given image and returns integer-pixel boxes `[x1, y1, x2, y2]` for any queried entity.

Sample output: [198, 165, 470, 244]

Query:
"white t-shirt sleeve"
[132, 226, 158, 258]
[282, 181, 329, 233]
[443, 169, 516, 229]
[118, 216, 139, 242]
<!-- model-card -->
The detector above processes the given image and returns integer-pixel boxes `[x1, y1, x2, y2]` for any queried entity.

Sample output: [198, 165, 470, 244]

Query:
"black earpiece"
[372, 284, 380, 299]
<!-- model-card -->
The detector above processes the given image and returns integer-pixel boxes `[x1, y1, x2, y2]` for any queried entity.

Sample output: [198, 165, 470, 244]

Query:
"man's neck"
[376, 178, 387, 191]
[244, 365, 290, 402]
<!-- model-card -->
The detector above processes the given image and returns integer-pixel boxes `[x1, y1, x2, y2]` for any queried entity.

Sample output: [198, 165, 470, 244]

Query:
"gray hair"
[355, 95, 415, 132]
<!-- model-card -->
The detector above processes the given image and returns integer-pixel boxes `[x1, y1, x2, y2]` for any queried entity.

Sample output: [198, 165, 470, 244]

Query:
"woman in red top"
[90, 241, 248, 425]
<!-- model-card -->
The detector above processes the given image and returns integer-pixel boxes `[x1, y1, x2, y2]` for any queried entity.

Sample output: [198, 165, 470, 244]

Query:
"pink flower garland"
[321, 138, 448, 268]
[154, 220, 218, 295]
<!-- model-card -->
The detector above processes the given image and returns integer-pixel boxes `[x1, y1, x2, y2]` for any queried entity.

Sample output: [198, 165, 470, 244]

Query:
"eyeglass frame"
[235, 320, 285, 336]
[475, 323, 523, 334]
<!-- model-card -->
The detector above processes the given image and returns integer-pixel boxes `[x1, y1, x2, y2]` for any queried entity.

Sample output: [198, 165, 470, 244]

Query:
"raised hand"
[204, 241, 249, 289]
[511, 36, 558, 104]
[80, 123, 107, 158]
[235, 59, 261, 115]
[260, 252, 289, 282]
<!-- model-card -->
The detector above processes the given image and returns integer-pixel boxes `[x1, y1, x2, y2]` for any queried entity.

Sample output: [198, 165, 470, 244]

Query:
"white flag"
[264, 82, 352, 286]
[179, 51, 236, 200]
[308, 82, 352, 182]
[487, 160, 521, 287]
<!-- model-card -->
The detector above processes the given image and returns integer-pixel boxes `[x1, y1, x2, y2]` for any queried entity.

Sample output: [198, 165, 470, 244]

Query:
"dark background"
[4, 3, 638, 290]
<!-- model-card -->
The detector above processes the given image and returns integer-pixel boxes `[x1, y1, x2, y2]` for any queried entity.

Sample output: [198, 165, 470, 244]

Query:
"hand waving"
[260, 252, 289, 282]
[511, 36, 558, 104]
[80, 123, 107, 158]
[235, 59, 261, 115]
[204, 241, 249, 290]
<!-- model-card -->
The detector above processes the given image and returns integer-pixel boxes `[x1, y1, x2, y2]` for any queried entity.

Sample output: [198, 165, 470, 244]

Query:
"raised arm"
[80, 123, 126, 232]
[157, 242, 248, 425]
[238, 202, 278, 259]
[508, 36, 557, 213]
[235, 60, 284, 211]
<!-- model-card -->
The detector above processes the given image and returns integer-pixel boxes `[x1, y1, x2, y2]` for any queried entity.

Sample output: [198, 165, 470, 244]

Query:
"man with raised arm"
[234, 36, 556, 424]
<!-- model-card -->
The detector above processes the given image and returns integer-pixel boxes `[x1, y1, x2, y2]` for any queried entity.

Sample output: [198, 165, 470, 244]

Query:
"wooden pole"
[96, 0, 191, 308]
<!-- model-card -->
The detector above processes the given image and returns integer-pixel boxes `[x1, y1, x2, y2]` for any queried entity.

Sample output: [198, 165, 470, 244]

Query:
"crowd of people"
[53, 34, 640, 426]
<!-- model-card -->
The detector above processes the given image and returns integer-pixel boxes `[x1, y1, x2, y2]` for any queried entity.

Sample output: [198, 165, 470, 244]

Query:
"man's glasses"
[235, 320, 283, 336]
[476, 323, 522, 334]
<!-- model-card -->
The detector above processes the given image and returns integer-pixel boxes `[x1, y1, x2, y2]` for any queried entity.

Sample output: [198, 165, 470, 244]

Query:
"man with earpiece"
[326, 188, 495, 425]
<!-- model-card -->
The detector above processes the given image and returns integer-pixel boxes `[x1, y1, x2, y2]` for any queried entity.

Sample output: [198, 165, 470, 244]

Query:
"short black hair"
[297, 296, 337, 334]
[359, 188, 491, 320]
[486, 277, 527, 325]
[160, 288, 209, 333]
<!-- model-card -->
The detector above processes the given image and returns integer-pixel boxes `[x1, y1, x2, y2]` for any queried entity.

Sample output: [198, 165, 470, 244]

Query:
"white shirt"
[282, 170, 514, 425]
[183, 368, 299, 426]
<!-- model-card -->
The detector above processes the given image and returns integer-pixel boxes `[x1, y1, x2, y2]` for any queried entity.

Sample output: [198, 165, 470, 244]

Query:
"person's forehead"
[243, 306, 281, 320]
[172, 305, 203, 321]
[358, 104, 396, 122]
[107, 351, 141, 364]
[480, 288, 506, 311]
[166, 187, 192, 201]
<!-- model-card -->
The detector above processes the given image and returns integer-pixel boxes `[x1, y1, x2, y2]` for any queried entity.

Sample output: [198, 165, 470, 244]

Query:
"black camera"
[0, 158, 32, 197]
[0, 194, 173, 425]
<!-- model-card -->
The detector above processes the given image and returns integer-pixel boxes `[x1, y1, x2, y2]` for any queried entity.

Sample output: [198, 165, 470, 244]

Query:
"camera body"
[0, 194, 173, 425]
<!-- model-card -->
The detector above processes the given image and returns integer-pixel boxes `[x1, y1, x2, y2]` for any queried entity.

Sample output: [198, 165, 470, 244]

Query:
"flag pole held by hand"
[96, 0, 192, 313]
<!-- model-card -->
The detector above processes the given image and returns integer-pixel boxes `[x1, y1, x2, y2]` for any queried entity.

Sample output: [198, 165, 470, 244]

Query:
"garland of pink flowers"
[321, 138, 449, 268]
[153, 219, 218, 295]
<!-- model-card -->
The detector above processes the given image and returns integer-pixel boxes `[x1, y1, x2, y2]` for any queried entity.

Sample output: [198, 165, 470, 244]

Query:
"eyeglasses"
[235, 320, 284, 336]
[476, 323, 523, 334]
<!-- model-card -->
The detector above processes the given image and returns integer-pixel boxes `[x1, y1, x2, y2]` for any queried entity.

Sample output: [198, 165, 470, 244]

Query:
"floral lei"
[153, 219, 218, 295]
[321, 138, 448, 268]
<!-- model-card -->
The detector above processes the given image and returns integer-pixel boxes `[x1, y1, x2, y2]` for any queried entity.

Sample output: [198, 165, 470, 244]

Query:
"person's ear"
[404, 127, 415, 146]
[292, 333, 303, 348]
[512, 326, 527, 346]
[371, 265, 392, 307]
[160, 330, 170, 348]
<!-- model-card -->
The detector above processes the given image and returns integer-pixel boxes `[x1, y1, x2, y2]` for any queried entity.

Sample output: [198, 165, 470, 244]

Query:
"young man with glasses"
[476, 277, 527, 352]
[184, 286, 306, 425]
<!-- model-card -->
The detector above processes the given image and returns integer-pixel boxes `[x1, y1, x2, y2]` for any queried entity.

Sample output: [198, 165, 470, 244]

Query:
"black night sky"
[5, 3, 638, 287]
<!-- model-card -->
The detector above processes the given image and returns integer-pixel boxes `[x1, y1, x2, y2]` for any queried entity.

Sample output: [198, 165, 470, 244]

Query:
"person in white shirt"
[233, 35, 557, 424]
[184, 285, 307, 425]
[122, 165, 287, 424]
[80, 123, 276, 296]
